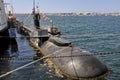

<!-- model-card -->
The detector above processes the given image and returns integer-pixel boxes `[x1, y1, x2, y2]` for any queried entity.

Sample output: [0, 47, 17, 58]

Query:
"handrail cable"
[0, 47, 69, 79]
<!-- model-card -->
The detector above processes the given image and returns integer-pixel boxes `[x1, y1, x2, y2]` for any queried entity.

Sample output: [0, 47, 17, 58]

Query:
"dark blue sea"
[0, 15, 120, 80]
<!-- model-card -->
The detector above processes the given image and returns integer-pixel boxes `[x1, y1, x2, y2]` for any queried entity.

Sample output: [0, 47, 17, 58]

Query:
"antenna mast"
[33, 0, 40, 28]
[33, 0, 35, 14]
[10, 0, 14, 14]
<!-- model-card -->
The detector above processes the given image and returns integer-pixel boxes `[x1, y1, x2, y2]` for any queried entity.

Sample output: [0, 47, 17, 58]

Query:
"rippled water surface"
[0, 15, 120, 80]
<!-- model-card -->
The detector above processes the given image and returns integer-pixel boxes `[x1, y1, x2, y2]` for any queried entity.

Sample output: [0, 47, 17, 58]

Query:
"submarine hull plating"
[19, 24, 109, 79]
[40, 40, 109, 79]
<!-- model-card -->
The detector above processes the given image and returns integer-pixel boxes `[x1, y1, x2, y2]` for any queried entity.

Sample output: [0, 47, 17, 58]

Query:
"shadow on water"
[9, 38, 19, 57]
[0, 38, 18, 80]
[0, 51, 10, 80]
[0, 38, 110, 80]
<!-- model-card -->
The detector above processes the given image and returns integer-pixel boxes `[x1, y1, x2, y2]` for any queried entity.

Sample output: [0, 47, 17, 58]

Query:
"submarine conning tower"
[32, 1, 41, 29]
[33, 12, 40, 29]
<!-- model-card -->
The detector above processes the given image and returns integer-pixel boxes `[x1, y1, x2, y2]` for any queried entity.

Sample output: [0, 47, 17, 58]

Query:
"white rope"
[0, 47, 69, 79]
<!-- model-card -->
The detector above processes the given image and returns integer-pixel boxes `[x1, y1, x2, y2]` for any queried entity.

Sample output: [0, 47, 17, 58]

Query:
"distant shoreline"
[12, 12, 120, 16]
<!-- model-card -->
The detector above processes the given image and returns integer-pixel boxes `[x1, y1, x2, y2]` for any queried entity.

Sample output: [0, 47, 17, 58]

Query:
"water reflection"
[0, 51, 10, 80]
[9, 38, 19, 57]
[0, 38, 18, 79]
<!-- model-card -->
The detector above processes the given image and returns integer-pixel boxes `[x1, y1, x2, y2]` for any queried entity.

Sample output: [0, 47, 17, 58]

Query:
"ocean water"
[0, 15, 120, 80]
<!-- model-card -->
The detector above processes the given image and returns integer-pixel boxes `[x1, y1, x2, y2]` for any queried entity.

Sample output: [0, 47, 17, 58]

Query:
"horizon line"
[9, 12, 120, 14]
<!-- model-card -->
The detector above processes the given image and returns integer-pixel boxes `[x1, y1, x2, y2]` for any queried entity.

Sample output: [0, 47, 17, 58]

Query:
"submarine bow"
[40, 37, 109, 79]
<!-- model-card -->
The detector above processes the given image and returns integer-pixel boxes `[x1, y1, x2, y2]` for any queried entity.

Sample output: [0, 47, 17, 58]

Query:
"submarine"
[16, 3, 110, 80]
[29, 28, 109, 79]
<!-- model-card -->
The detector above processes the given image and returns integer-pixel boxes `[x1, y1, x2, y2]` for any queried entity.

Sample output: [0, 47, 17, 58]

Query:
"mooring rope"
[70, 46, 79, 78]
[0, 54, 52, 78]
[0, 47, 69, 79]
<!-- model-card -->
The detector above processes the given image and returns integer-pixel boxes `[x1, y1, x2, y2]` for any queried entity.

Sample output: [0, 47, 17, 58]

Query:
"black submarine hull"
[30, 36, 109, 80]
[41, 42, 108, 79]
[17, 20, 109, 79]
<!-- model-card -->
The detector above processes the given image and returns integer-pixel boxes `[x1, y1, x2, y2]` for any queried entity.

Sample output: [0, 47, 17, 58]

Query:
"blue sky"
[4, 0, 120, 13]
